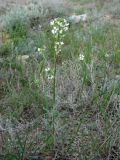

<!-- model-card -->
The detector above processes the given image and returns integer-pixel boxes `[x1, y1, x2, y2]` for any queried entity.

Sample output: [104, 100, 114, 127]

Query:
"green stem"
[53, 54, 57, 104]
[52, 49, 57, 148]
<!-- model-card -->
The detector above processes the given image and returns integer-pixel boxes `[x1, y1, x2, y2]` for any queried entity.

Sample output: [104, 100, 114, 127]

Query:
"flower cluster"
[50, 18, 69, 36]
[50, 18, 69, 54]
[45, 67, 54, 80]
[79, 54, 85, 61]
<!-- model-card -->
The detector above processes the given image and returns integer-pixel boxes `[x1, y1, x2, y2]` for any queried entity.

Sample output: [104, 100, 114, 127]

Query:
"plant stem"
[52, 50, 57, 148]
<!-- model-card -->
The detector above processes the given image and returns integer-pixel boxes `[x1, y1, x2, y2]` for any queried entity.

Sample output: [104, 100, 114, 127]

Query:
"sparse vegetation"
[0, 0, 120, 160]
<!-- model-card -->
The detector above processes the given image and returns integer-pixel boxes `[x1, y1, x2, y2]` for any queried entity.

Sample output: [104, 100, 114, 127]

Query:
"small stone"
[68, 14, 87, 24]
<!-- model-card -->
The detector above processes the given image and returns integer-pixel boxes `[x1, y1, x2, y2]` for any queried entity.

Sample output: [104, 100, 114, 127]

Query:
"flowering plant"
[50, 18, 69, 54]
[79, 54, 85, 61]
[45, 67, 54, 80]
[50, 18, 69, 145]
[37, 19, 69, 146]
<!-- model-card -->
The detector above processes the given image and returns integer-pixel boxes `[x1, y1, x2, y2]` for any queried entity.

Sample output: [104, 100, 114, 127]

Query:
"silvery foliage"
[0, 0, 68, 31]
[0, 6, 29, 31]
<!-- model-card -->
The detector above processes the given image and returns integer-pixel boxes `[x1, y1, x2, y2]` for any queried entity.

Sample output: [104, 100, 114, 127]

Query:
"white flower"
[51, 29, 56, 34]
[45, 67, 50, 72]
[60, 42, 64, 45]
[64, 19, 67, 23]
[48, 75, 54, 80]
[38, 48, 41, 52]
[55, 42, 59, 45]
[65, 23, 69, 26]
[38, 46, 46, 54]
[57, 21, 63, 26]
[55, 42, 64, 45]
[53, 26, 57, 30]
[64, 27, 68, 31]
[59, 48, 62, 52]
[51, 27, 59, 34]
[79, 54, 85, 60]
[59, 30, 63, 34]
[50, 20, 54, 26]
